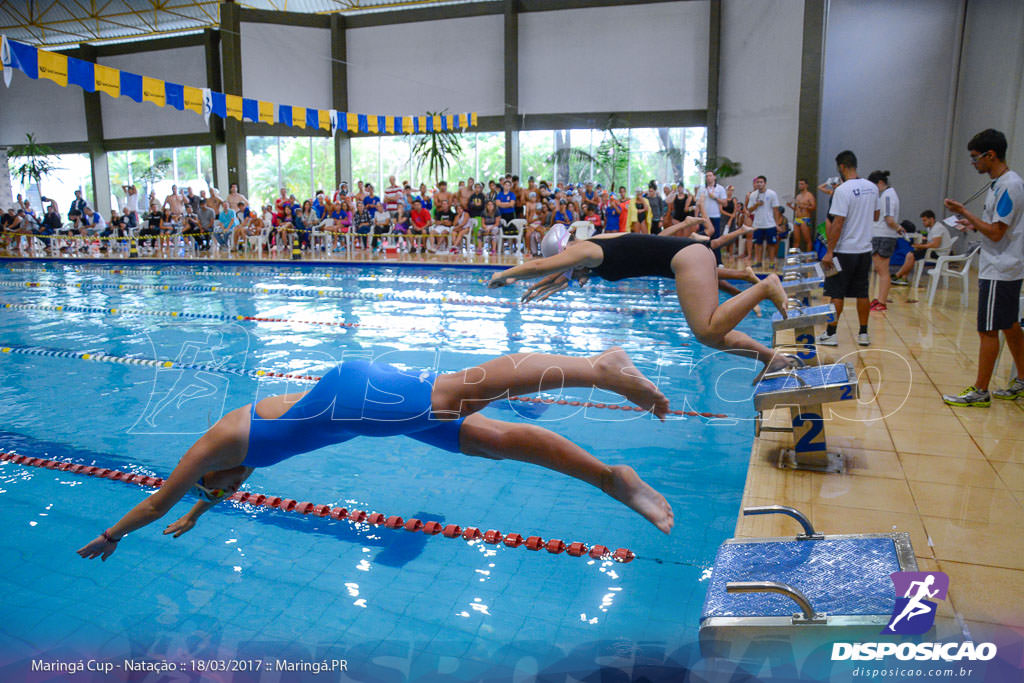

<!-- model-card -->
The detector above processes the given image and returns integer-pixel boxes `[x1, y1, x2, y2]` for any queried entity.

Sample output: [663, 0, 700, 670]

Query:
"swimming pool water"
[0, 260, 769, 680]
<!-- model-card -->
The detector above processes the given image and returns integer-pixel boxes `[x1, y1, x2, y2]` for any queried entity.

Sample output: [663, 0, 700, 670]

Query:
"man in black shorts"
[819, 150, 879, 347]
[942, 129, 1024, 407]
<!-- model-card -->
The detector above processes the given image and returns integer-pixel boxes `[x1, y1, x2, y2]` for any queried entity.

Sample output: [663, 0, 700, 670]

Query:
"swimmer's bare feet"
[594, 347, 670, 421]
[603, 465, 674, 534]
[743, 266, 760, 285]
[761, 273, 788, 319]
[753, 303, 763, 317]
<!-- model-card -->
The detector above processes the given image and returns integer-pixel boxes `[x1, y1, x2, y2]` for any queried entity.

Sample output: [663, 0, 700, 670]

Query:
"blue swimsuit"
[243, 360, 465, 468]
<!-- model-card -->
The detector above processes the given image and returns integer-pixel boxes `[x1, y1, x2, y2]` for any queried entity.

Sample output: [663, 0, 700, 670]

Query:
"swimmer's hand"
[77, 534, 118, 562]
[488, 272, 515, 288]
[163, 515, 197, 538]
[522, 273, 568, 303]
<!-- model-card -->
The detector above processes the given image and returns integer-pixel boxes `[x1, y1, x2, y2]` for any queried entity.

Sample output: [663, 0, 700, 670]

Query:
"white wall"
[518, 2, 709, 114]
[0, 69, 88, 145]
[98, 46, 209, 139]
[819, 0, 962, 224]
[346, 15, 504, 117]
[241, 23, 332, 110]
[947, 0, 1024, 206]
[718, 0, 804, 202]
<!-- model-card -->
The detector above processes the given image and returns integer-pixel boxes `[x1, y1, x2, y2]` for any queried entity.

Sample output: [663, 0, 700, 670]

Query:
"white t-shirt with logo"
[748, 188, 780, 228]
[829, 178, 878, 254]
[872, 186, 901, 238]
[979, 169, 1024, 281]
[697, 184, 727, 218]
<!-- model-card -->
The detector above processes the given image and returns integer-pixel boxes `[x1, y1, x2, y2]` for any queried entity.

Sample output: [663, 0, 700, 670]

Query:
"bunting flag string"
[0, 35, 477, 136]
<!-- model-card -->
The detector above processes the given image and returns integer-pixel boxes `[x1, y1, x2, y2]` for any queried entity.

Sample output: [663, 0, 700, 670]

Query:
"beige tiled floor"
[737, 275, 1024, 630]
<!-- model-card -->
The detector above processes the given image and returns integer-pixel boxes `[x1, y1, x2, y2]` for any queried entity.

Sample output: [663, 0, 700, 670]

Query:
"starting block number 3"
[795, 333, 815, 360]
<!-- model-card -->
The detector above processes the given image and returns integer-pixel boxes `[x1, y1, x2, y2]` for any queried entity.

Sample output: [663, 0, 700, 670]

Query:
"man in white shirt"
[696, 171, 727, 262]
[747, 175, 782, 269]
[820, 150, 878, 347]
[942, 129, 1024, 407]
[892, 210, 951, 284]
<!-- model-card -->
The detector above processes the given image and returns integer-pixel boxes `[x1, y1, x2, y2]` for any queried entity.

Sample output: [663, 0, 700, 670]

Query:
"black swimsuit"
[590, 234, 704, 281]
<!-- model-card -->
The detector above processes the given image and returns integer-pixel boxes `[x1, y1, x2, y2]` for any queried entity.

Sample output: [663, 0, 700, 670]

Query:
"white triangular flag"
[330, 109, 338, 137]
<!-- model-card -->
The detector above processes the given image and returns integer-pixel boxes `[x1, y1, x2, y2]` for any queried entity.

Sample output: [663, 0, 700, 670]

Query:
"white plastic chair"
[910, 243, 953, 290]
[570, 220, 596, 241]
[499, 218, 526, 254]
[926, 246, 980, 307]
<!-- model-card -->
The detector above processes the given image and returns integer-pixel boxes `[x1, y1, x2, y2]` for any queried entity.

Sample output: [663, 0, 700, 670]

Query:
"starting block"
[771, 303, 836, 362]
[700, 505, 920, 657]
[785, 249, 818, 264]
[754, 363, 859, 473]
[781, 263, 824, 305]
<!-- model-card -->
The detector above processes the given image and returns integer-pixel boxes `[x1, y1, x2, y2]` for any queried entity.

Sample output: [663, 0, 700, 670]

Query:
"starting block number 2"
[793, 412, 826, 456]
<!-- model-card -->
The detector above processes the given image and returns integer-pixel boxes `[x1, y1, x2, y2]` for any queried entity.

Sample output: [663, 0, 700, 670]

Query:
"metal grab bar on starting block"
[753, 363, 859, 473]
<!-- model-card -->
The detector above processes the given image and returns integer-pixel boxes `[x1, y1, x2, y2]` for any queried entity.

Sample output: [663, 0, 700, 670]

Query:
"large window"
[10, 153, 92, 219]
[348, 133, 506, 190]
[245, 136, 337, 207]
[519, 130, 554, 184]
[107, 146, 212, 212]
[519, 126, 705, 191]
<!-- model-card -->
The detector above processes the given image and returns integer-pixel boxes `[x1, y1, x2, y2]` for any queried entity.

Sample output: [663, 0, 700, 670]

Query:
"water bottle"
[178, 235, 185, 258]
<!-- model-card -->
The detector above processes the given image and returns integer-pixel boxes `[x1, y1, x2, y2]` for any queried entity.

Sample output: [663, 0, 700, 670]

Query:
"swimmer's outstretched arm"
[77, 413, 249, 561]
[459, 413, 673, 534]
[488, 241, 603, 289]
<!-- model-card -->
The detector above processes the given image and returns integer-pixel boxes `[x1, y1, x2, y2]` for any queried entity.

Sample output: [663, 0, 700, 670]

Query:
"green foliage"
[410, 111, 464, 184]
[593, 130, 629, 190]
[699, 155, 743, 179]
[9, 133, 61, 197]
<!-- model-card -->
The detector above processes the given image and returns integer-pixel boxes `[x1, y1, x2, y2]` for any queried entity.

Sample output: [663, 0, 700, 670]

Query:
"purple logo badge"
[883, 571, 949, 635]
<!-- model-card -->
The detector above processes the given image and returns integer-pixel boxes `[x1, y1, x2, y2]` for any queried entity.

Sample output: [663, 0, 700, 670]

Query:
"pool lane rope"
[0, 450, 635, 563]
[0, 279, 676, 316]
[0, 301, 674, 348]
[5, 265, 676, 296]
[0, 343, 730, 419]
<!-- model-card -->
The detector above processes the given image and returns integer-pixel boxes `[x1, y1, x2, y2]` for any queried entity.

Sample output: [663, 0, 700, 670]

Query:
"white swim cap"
[541, 223, 571, 258]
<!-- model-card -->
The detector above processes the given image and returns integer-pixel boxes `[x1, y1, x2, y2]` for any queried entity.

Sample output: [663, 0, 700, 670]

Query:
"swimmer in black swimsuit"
[489, 217, 795, 378]
[77, 348, 675, 562]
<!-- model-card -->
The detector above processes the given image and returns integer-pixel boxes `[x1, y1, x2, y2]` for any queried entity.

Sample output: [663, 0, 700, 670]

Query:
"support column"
[219, 2, 245, 193]
[796, 0, 826, 209]
[331, 13, 351, 187]
[503, 0, 519, 175]
[204, 28, 228, 191]
[80, 44, 110, 216]
[706, 0, 721, 163]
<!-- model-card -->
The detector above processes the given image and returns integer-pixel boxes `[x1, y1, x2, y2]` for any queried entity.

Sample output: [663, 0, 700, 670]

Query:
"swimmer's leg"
[671, 245, 785, 368]
[431, 347, 669, 420]
[458, 413, 673, 534]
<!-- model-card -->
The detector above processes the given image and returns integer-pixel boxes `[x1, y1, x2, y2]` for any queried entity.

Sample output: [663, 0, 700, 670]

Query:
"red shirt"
[410, 208, 431, 229]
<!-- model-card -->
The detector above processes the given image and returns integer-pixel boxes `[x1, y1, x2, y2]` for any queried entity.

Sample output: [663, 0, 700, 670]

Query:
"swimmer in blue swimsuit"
[489, 217, 799, 381]
[78, 348, 674, 561]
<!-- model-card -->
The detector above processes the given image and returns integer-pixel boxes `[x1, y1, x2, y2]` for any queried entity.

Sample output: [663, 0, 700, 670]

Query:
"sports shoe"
[891, 277, 909, 286]
[993, 377, 1024, 400]
[857, 332, 870, 346]
[817, 331, 838, 346]
[942, 386, 991, 407]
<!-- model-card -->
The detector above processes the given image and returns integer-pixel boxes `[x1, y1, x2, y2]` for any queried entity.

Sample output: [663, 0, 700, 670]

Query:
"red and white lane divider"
[0, 450, 635, 563]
